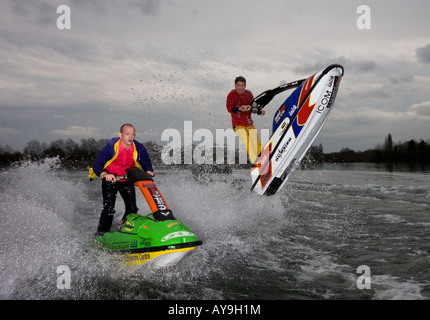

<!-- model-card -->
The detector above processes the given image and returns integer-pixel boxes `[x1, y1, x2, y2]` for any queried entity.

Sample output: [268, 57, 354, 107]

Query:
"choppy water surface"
[1, 158, 429, 300]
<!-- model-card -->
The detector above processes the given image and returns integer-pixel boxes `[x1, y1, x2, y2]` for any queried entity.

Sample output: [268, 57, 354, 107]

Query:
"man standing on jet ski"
[226, 76, 265, 164]
[90, 123, 154, 235]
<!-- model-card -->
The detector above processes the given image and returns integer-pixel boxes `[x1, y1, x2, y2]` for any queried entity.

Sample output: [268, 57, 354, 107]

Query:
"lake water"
[1, 158, 429, 300]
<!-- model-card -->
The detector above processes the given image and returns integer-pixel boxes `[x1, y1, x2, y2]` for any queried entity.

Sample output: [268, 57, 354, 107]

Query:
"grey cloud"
[416, 43, 430, 63]
[350, 88, 392, 101]
[293, 56, 377, 75]
[2, 0, 430, 153]
[352, 60, 377, 73]
[69, 0, 162, 16]
[7, 0, 56, 26]
[132, 0, 162, 16]
[410, 101, 430, 117]
[388, 74, 414, 84]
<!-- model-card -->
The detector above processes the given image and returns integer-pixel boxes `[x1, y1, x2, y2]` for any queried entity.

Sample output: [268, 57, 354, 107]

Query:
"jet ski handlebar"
[250, 78, 307, 114]
[104, 168, 154, 184]
[126, 168, 154, 184]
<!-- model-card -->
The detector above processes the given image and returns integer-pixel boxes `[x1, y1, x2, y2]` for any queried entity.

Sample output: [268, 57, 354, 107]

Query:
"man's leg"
[248, 125, 262, 163]
[234, 125, 262, 164]
[96, 180, 118, 233]
[118, 181, 139, 222]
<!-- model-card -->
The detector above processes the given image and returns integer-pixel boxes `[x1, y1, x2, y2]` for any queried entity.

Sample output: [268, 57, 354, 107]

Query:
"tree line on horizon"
[1, 134, 429, 167]
[321, 134, 430, 164]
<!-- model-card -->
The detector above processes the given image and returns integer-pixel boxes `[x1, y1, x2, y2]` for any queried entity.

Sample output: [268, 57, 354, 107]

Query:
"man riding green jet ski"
[93, 168, 202, 267]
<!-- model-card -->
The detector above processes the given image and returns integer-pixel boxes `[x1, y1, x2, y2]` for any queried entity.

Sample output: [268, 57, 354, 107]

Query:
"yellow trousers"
[234, 125, 262, 163]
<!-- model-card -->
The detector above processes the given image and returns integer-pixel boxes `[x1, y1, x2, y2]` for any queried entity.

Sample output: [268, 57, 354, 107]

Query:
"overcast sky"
[1, 0, 430, 153]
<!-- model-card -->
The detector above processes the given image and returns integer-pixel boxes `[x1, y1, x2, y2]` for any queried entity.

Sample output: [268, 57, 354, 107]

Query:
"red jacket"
[226, 89, 254, 128]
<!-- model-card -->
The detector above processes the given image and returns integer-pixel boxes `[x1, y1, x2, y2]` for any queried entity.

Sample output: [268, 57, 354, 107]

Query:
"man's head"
[235, 76, 246, 94]
[119, 123, 136, 148]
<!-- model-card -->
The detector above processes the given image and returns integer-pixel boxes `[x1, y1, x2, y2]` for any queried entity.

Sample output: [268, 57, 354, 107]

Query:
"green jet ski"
[93, 168, 202, 267]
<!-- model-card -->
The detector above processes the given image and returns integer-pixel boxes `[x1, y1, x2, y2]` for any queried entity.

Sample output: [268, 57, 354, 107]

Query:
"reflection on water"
[321, 162, 430, 174]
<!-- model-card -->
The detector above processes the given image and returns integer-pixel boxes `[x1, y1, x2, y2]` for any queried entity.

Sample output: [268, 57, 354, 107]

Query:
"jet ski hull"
[123, 247, 197, 268]
[251, 64, 344, 195]
[94, 213, 202, 267]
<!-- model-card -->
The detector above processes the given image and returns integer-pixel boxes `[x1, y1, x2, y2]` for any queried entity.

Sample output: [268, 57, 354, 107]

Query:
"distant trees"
[4, 138, 162, 167]
[382, 137, 430, 163]
[19, 138, 110, 162]
[0, 145, 22, 165]
[1, 134, 429, 167]
[1, 138, 107, 167]
[324, 134, 430, 164]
